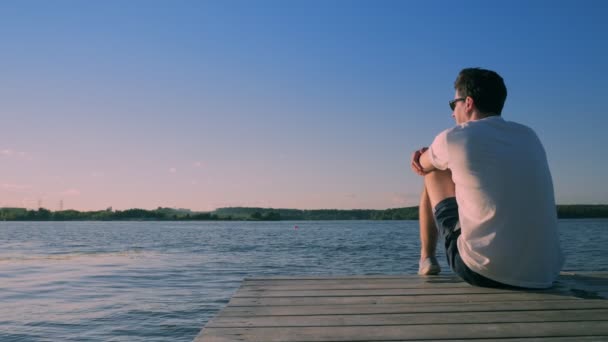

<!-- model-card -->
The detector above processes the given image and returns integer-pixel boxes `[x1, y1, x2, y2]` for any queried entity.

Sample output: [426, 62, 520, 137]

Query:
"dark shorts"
[434, 197, 512, 288]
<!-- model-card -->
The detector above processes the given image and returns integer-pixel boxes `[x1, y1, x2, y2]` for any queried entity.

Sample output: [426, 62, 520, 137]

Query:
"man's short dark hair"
[454, 68, 507, 115]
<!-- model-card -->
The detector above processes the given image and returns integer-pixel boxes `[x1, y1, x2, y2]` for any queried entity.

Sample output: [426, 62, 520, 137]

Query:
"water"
[1, 219, 607, 341]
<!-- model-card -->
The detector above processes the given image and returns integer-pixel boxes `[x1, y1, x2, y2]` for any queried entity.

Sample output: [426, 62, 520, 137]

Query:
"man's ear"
[465, 96, 475, 113]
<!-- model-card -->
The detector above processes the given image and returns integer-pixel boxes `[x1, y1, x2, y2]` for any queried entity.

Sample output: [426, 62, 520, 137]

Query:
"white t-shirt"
[428, 116, 564, 288]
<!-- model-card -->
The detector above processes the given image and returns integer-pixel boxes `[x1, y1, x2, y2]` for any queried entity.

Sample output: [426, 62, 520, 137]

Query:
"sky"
[1, 0, 607, 211]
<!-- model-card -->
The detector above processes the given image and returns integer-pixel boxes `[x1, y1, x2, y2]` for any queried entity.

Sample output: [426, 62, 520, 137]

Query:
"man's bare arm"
[411, 147, 437, 176]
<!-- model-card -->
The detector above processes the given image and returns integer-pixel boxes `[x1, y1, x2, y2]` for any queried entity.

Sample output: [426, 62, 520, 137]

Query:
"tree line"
[1, 205, 606, 221]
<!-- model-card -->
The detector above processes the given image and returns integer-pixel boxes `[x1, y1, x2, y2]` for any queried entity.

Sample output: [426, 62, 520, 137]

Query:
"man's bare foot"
[418, 256, 441, 275]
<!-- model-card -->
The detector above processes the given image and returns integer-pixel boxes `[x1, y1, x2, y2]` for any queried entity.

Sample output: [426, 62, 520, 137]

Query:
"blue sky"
[1, 0, 607, 211]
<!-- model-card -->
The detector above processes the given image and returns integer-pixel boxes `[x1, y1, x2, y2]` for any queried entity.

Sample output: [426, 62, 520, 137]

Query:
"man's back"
[429, 115, 564, 288]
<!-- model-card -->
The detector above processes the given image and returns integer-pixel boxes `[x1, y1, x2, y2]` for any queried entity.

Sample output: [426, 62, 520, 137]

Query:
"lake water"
[1, 219, 607, 341]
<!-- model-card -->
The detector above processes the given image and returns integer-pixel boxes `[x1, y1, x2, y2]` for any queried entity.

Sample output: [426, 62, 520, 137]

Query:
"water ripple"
[0, 219, 606, 341]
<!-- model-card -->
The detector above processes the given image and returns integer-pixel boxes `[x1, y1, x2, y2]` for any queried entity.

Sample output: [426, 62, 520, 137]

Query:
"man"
[411, 68, 563, 288]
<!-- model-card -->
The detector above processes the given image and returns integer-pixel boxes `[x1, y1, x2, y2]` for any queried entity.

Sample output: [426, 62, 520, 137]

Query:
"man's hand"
[411, 147, 429, 176]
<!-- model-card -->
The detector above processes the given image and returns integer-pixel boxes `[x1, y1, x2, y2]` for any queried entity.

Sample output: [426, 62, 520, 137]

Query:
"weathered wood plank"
[237, 285, 607, 300]
[234, 286, 518, 297]
[240, 274, 608, 293]
[219, 299, 608, 316]
[240, 280, 473, 291]
[238, 287, 608, 298]
[242, 273, 608, 283]
[243, 274, 451, 280]
[241, 277, 607, 297]
[241, 281, 607, 297]
[198, 321, 608, 342]
[228, 292, 579, 306]
[242, 275, 463, 286]
[240, 284, 473, 292]
[206, 309, 608, 328]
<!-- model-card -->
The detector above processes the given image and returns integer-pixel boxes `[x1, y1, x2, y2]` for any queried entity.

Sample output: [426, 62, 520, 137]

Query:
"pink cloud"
[389, 192, 417, 206]
[59, 188, 81, 197]
[0, 183, 32, 190]
[0, 149, 30, 160]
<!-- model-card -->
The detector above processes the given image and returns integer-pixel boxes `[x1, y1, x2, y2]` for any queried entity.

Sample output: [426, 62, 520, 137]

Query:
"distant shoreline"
[1, 205, 607, 221]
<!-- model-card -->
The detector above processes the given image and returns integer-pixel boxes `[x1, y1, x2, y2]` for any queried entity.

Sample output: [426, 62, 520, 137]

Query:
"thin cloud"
[59, 188, 81, 197]
[169, 168, 177, 173]
[0, 183, 32, 190]
[212, 200, 271, 208]
[389, 192, 417, 207]
[1, 149, 30, 160]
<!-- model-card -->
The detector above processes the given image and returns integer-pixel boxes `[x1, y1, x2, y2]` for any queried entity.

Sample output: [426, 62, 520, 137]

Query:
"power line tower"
[37, 199, 42, 210]
[59, 200, 64, 211]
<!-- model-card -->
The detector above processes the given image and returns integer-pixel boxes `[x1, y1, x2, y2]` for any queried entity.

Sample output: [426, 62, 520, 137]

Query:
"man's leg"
[418, 169, 455, 275]
[419, 186, 438, 262]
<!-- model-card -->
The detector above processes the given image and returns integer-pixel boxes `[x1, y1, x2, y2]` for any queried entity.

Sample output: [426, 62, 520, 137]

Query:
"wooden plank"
[240, 281, 473, 291]
[241, 273, 608, 284]
[206, 309, 608, 328]
[228, 292, 579, 306]
[237, 286, 608, 298]
[234, 286, 517, 297]
[198, 321, 608, 342]
[242, 273, 608, 284]
[237, 285, 607, 299]
[243, 274, 446, 280]
[240, 276, 608, 294]
[242, 277, 461, 285]
[219, 299, 608, 316]
[240, 283, 607, 299]
[242, 275, 463, 286]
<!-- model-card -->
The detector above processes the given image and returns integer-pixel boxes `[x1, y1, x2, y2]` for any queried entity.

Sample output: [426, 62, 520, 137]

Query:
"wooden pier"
[195, 272, 608, 341]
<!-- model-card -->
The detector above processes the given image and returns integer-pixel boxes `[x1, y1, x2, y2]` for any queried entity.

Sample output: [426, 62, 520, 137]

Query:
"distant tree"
[263, 211, 281, 221]
[34, 208, 52, 220]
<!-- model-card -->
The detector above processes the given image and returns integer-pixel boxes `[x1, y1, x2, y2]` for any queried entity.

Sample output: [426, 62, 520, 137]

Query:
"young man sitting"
[411, 68, 563, 288]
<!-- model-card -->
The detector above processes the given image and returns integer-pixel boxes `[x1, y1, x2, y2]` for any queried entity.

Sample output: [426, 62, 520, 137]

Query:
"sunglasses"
[449, 98, 465, 111]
